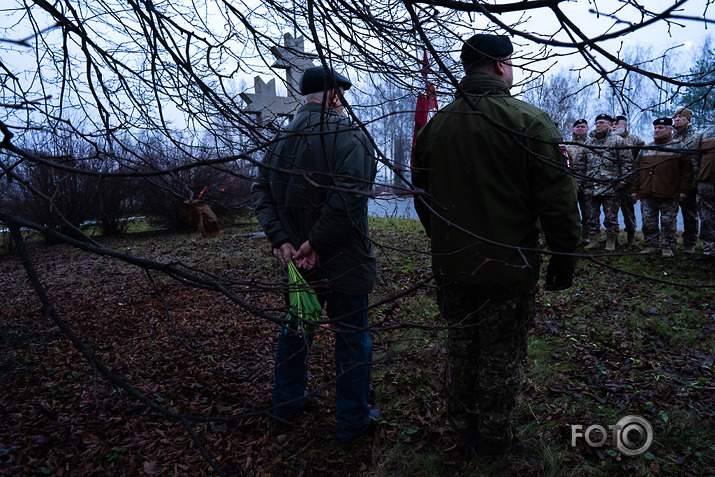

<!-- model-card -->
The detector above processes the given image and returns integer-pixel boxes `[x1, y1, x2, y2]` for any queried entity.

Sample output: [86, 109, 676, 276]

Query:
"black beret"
[653, 117, 673, 126]
[595, 113, 613, 123]
[460, 34, 513, 65]
[615, 115, 627, 122]
[573, 119, 587, 127]
[299, 66, 352, 95]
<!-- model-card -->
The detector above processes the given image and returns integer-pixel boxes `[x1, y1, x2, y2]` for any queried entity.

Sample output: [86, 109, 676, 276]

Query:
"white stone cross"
[240, 33, 317, 124]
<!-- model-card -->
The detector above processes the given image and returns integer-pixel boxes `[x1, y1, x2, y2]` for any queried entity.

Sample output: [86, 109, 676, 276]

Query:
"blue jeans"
[272, 292, 372, 441]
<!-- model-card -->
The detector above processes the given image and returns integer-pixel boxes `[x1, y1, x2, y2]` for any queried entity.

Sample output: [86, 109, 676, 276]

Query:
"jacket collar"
[298, 101, 341, 116]
[457, 74, 511, 96]
[590, 128, 612, 140]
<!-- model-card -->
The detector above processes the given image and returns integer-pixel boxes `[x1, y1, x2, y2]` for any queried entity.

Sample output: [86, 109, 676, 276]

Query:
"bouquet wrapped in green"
[287, 261, 322, 334]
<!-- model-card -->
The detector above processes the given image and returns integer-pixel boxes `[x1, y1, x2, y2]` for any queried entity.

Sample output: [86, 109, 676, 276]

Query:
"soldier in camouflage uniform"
[568, 119, 590, 240]
[631, 118, 694, 257]
[413, 33, 580, 456]
[578, 114, 629, 251]
[673, 107, 701, 253]
[613, 115, 645, 245]
[693, 119, 715, 261]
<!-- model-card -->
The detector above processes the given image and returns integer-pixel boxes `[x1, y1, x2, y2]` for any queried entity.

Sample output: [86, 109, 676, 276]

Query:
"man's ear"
[327, 88, 341, 107]
[495, 59, 507, 75]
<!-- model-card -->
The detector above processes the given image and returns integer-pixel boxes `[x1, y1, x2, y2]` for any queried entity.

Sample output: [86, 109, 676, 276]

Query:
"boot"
[605, 236, 617, 252]
[584, 236, 600, 250]
[640, 247, 657, 254]
[683, 245, 695, 254]
[627, 230, 636, 246]
[661, 248, 674, 258]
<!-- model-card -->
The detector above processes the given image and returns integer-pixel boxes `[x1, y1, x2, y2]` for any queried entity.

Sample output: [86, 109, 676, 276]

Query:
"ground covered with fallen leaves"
[1, 218, 714, 476]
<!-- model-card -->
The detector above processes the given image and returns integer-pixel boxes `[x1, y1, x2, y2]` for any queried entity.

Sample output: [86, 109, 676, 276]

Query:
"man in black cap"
[631, 118, 694, 257]
[578, 113, 629, 251]
[252, 65, 380, 442]
[568, 119, 590, 240]
[612, 115, 645, 246]
[413, 33, 580, 457]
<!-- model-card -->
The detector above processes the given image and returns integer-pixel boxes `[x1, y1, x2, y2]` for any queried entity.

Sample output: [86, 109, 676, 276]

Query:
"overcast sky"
[1, 0, 712, 134]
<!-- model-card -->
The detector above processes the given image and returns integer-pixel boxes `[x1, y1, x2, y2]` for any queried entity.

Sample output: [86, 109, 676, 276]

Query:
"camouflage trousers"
[437, 283, 535, 447]
[697, 182, 715, 254]
[680, 193, 699, 247]
[584, 195, 620, 238]
[640, 197, 679, 249]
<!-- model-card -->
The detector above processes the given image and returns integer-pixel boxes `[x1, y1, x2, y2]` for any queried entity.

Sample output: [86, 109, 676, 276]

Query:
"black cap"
[573, 119, 587, 127]
[595, 113, 613, 123]
[615, 115, 627, 122]
[299, 66, 352, 95]
[460, 34, 513, 65]
[653, 117, 673, 126]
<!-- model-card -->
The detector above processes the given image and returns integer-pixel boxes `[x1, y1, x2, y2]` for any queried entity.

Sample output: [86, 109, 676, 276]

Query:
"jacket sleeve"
[692, 132, 703, 178]
[308, 129, 376, 255]
[250, 152, 291, 250]
[528, 117, 581, 273]
[618, 138, 632, 184]
[631, 152, 642, 194]
[577, 146, 590, 188]
[679, 153, 695, 195]
[412, 128, 432, 238]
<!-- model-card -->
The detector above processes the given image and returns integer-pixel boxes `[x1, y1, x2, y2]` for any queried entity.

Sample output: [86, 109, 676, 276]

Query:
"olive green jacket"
[251, 102, 377, 295]
[412, 74, 581, 296]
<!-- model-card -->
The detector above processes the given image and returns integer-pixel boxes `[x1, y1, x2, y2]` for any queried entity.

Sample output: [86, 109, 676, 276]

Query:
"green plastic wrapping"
[287, 261, 321, 333]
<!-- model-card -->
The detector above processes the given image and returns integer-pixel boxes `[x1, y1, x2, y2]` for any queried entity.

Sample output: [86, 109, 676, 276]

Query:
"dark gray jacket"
[251, 102, 377, 294]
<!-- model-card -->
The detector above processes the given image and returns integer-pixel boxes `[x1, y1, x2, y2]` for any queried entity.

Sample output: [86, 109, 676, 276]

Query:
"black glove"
[545, 258, 575, 291]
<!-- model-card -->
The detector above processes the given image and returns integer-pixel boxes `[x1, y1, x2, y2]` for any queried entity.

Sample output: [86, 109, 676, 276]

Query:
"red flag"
[411, 51, 438, 167]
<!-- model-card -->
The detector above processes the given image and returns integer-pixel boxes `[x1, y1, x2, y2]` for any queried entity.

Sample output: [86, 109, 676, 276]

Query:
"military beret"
[674, 106, 693, 121]
[595, 113, 613, 123]
[299, 66, 352, 95]
[460, 33, 513, 65]
[654, 117, 673, 126]
[573, 119, 587, 127]
[615, 115, 627, 122]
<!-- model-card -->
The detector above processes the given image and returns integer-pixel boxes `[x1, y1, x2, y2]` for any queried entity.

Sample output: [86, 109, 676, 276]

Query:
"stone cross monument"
[240, 33, 316, 124]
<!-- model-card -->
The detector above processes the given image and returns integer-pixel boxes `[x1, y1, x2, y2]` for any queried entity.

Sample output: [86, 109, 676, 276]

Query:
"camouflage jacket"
[577, 129, 629, 197]
[567, 132, 588, 185]
[673, 123, 702, 148]
[698, 126, 715, 184]
[632, 138, 694, 199]
[674, 123, 703, 180]
[619, 131, 645, 161]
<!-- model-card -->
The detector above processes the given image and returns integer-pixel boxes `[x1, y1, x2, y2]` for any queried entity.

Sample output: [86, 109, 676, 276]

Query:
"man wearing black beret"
[413, 33, 580, 457]
[568, 119, 590, 240]
[577, 113, 629, 251]
[612, 115, 645, 246]
[252, 65, 380, 442]
[631, 118, 694, 257]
